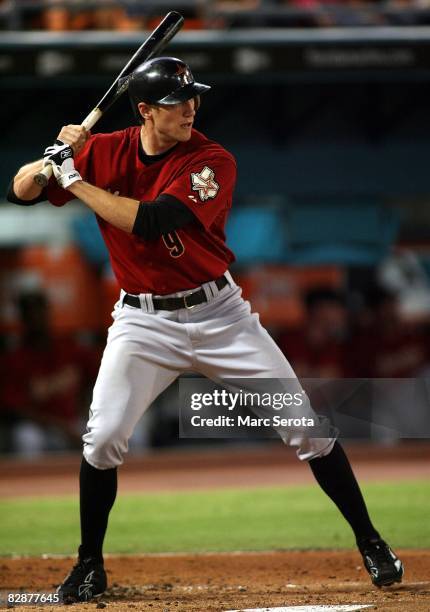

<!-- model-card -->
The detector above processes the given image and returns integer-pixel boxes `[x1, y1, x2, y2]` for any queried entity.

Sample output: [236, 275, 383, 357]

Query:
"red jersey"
[46, 128, 236, 294]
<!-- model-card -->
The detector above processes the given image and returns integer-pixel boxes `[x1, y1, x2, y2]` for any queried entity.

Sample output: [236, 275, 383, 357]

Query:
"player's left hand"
[43, 140, 82, 189]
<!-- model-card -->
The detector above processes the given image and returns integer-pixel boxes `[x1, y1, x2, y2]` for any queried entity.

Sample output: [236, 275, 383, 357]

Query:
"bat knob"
[33, 172, 49, 187]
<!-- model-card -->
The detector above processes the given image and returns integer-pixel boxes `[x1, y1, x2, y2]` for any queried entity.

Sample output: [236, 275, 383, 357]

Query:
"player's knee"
[83, 422, 131, 469]
[296, 437, 337, 461]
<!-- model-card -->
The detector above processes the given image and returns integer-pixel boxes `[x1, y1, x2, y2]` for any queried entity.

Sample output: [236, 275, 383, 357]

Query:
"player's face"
[149, 98, 196, 144]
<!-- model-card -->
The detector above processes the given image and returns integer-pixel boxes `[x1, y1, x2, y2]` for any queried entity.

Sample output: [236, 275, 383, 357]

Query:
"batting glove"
[43, 140, 82, 189]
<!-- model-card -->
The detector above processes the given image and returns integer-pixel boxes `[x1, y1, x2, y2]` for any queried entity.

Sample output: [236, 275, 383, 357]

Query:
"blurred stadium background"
[1, 1, 430, 462]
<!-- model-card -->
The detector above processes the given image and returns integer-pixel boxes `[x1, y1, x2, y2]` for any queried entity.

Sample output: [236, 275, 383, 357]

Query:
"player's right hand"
[56, 125, 90, 154]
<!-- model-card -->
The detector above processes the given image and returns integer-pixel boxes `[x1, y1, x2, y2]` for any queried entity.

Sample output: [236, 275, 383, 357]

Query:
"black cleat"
[358, 537, 404, 587]
[57, 556, 107, 603]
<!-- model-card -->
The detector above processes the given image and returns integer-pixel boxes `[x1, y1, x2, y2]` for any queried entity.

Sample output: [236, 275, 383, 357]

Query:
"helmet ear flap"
[194, 95, 201, 111]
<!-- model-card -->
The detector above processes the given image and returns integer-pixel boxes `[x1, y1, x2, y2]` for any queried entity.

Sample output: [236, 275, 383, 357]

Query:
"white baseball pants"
[83, 272, 336, 468]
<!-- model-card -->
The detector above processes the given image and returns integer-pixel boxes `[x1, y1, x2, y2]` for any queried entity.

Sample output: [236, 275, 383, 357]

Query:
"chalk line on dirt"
[225, 605, 374, 612]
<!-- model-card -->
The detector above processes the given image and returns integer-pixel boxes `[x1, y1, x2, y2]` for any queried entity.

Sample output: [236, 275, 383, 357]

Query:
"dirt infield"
[1, 550, 430, 611]
[1, 443, 429, 611]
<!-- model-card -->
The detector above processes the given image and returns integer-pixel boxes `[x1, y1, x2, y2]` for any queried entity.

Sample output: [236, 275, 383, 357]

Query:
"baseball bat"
[33, 10, 184, 187]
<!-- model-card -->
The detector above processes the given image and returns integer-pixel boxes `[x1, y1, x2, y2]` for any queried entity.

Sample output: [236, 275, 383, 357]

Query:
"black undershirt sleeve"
[6, 179, 47, 206]
[132, 193, 198, 241]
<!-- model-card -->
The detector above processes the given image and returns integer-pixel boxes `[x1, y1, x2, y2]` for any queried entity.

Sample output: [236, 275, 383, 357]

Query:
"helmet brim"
[158, 82, 211, 105]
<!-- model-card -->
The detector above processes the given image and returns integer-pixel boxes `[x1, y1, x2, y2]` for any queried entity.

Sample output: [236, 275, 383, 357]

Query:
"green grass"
[0, 480, 428, 556]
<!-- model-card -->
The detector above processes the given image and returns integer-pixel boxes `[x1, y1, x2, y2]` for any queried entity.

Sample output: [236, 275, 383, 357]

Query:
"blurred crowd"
[2, 0, 430, 31]
[0, 290, 103, 455]
[277, 285, 430, 378]
[1, 282, 429, 456]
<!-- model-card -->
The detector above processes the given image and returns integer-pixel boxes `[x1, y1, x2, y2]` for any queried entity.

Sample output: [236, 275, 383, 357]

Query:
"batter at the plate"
[8, 56, 403, 603]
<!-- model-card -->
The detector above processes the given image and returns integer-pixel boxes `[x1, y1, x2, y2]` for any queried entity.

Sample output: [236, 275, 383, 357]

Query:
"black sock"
[309, 441, 379, 544]
[78, 457, 117, 562]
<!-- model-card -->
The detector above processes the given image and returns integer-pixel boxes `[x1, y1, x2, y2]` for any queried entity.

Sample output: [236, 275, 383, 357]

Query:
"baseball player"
[8, 57, 403, 603]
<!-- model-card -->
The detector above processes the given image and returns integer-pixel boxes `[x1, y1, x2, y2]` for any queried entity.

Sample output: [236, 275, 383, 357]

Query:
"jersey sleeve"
[46, 136, 96, 207]
[162, 153, 237, 230]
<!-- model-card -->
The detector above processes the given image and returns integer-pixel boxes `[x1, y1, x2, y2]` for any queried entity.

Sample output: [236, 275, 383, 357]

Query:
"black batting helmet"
[128, 56, 211, 120]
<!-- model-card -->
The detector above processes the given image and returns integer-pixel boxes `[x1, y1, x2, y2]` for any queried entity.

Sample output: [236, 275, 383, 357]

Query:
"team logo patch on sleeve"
[190, 166, 219, 202]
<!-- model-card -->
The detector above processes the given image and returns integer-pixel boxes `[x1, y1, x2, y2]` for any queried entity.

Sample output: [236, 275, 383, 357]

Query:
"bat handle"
[33, 107, 103, 187]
